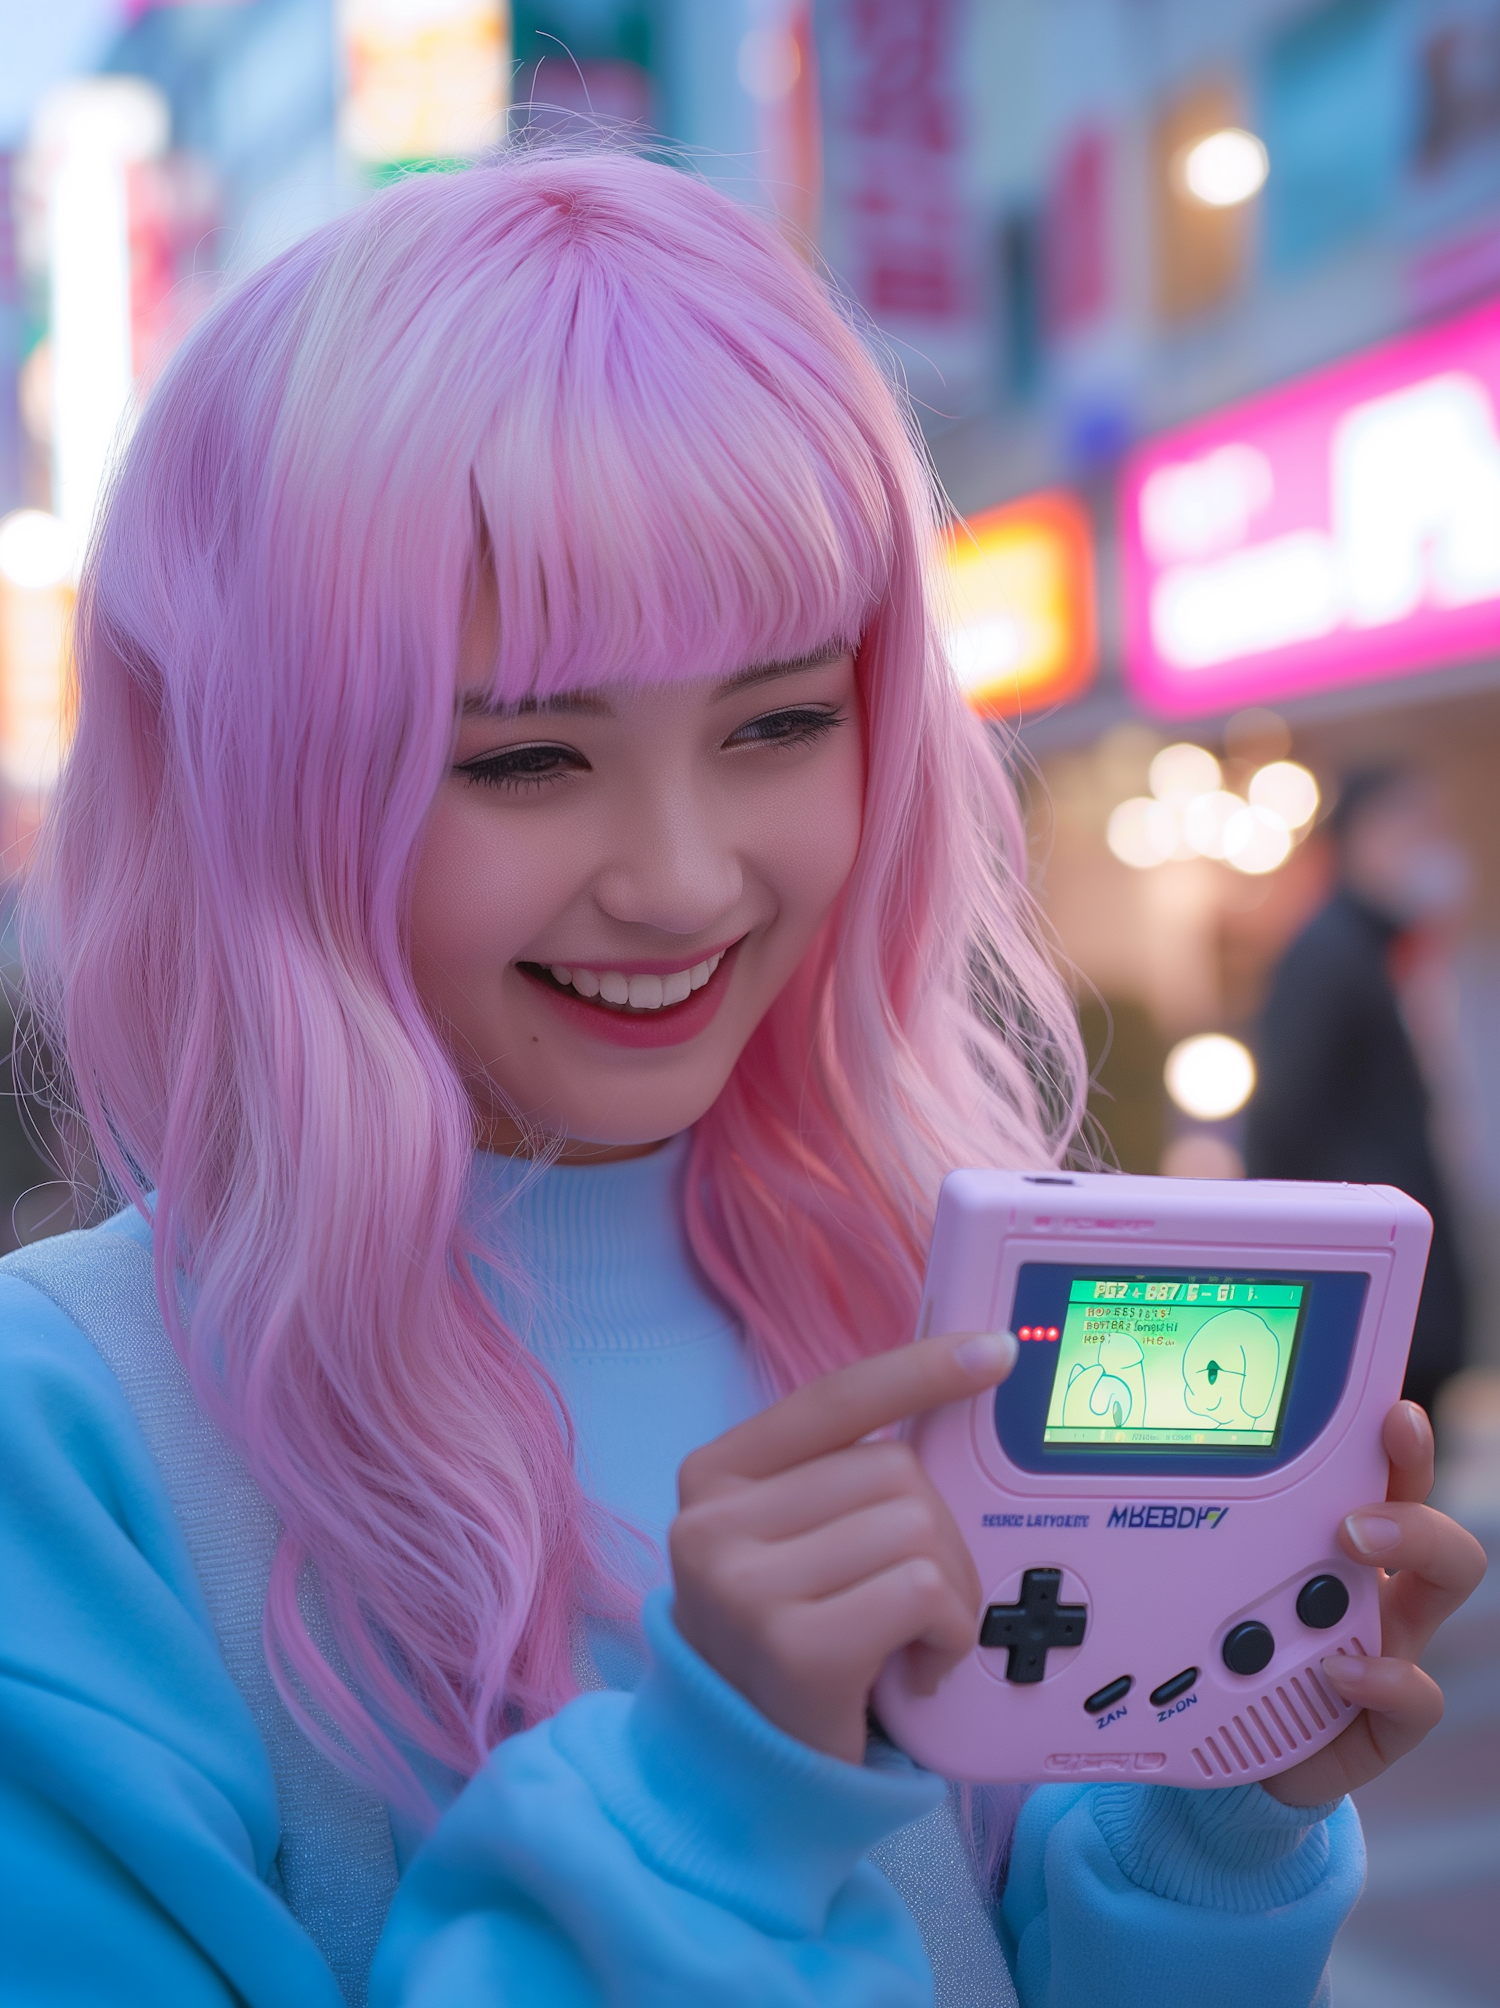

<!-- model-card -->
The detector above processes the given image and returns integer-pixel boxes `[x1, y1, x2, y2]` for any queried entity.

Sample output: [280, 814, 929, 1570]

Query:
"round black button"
[1222, 1620, 1275, 1676]
[1295, 1574, 1350, 1630]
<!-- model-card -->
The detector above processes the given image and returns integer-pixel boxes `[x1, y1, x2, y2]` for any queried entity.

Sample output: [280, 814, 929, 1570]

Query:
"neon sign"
[943, 490, 1096, 718]
[1122, 300, 1500, 714]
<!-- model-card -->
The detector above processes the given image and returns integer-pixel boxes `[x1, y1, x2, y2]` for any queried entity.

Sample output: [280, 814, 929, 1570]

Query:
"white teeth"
[545, 950, 725, 1009]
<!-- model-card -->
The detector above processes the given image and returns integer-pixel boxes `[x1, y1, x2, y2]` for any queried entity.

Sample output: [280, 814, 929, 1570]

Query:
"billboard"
[943, 490, 1095, 718]
[1122, 299, 1500, 716]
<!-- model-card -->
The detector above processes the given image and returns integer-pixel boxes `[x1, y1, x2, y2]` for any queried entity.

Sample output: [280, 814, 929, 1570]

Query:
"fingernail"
[953, 1331, 1018, 1378]
[1397, 1400, 1432, 1451]
[1321, 1654, 1367, 1688]
[1344, 1512, 1401, 1555]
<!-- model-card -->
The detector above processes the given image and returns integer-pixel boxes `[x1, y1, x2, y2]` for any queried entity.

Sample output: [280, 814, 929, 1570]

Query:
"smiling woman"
[0, 141, 1461, 2008]
[413, 634, 864, 1137]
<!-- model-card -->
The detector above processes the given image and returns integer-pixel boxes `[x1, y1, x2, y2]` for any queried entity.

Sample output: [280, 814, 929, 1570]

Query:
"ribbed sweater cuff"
[1090, 1783, 1344, 1911]
[551, 1588, 944, 1936]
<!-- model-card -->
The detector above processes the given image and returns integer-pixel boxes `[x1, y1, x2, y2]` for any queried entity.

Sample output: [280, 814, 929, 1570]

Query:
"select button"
[1083, 1675, 1133, 1715]
[1148, 1667, 1199, 1707]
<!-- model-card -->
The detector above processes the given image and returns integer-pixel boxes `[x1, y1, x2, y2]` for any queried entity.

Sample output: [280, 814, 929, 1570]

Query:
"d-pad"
[979, 1568, 1088, 1684]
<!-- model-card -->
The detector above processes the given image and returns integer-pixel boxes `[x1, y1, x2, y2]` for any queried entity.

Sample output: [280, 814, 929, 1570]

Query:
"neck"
[472, 1114, 674, 1165]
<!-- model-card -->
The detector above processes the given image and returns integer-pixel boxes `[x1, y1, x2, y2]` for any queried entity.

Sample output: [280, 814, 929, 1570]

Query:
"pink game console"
[874, 1171, 1430, 1787]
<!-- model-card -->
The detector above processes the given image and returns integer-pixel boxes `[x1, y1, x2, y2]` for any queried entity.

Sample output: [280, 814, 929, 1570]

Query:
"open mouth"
[515, 941, 743, 1047]
[518, 948, 728, 1013]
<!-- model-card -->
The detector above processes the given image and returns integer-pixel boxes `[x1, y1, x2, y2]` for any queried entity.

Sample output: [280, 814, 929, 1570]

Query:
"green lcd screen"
[1041, 1276, 1305, 1449]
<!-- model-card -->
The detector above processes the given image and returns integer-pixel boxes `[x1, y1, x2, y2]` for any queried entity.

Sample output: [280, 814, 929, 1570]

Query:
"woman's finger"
[680, 1330, 1017, 1497]
[1266, 1655, 1446, 1808]
[680, 1439, 934, 1540]
[1382, 1400, 1435, 1504]
[781, 1555, 980, 1676]
[1339, 1501, 1488, 1662]
[724, 1493, 979, 1610]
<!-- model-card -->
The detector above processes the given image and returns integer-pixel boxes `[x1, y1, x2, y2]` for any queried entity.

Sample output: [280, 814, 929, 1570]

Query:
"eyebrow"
[459, 642, 850, 719]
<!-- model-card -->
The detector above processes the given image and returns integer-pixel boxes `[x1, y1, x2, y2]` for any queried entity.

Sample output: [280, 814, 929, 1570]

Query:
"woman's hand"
[1266, 1399, 1487, 1807]
[670, 1330, 1018, 1764]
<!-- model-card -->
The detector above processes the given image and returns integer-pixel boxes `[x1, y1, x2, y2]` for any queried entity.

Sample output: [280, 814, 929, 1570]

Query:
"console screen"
[1039, 1275, 1305, 1449]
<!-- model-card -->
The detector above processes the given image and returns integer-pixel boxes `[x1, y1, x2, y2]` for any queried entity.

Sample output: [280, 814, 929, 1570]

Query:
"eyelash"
[725, 704, 844, 751]
[457, 705, 844, 792]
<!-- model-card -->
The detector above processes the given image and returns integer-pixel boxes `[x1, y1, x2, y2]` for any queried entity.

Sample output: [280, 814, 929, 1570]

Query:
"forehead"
[458, 644, 852, 720]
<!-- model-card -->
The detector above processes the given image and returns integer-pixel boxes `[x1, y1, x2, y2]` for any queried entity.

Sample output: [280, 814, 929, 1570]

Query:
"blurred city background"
[0, 2, 1496, 2000]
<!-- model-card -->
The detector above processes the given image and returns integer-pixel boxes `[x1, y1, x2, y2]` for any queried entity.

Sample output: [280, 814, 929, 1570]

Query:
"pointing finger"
[681, 1330, 1017, 1496]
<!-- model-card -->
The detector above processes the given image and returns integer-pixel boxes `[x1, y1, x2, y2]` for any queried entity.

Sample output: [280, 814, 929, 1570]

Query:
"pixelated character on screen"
[1061, 1330, 1148, 1430]
[1181, 1309, 1281, 1429]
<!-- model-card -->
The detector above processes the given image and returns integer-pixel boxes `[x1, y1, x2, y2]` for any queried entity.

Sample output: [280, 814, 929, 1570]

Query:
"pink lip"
[535, 939, 742, 978]
[519, 941, 741, 1049]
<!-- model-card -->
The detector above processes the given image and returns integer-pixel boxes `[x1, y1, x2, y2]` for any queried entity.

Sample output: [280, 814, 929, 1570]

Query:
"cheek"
[408, 793, 570, 995]
[761, 726, 867, 931]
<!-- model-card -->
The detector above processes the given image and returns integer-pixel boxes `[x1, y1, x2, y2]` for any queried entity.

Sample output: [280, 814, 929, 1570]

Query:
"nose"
[591, 780, 745, 939]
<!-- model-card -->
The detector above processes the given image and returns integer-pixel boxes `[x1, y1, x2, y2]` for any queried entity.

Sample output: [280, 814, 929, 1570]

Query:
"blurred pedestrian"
[1245, 765, 1470, 1412]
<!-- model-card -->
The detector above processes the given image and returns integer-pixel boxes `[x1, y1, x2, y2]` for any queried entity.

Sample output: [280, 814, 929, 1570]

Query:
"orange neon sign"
[942, 489, 1096, 718]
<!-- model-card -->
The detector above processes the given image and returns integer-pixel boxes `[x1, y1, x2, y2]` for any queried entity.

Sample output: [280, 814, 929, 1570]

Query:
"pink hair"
[22, 150, 1085, 1811]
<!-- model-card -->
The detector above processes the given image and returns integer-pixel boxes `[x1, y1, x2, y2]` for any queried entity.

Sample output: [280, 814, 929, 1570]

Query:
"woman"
[1, 149, 1482, 2007]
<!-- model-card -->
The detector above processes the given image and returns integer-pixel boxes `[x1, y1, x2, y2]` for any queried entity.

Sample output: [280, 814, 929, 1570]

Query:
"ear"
[1239, 1327, 1279, 1419]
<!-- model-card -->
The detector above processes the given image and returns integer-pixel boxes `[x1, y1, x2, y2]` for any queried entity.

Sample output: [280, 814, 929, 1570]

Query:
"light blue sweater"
[0, 1141, 1364, 2006]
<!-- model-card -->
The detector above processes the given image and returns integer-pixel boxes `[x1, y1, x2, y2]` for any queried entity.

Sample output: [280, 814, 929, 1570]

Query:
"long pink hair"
[22, 150, 1085, 1811]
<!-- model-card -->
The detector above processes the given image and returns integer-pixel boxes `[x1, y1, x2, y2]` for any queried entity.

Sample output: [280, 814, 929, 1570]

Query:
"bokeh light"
[1248, 759, 1320, 828]
[1177, 128, 1269, 208]
[1165, 1033, 1257, 1120]
[1181, 788, 1245, 859]
[1224, 803, 1293, 873]
[1160, 1134, 1246, 1179]
[1149, 741, 1221, 805]
[1106, 795, 1179, 868]
[0, 511, 74, 591]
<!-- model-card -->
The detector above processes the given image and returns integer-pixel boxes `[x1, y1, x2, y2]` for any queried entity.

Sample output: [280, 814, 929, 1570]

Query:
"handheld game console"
[873, 1171, 1430, 1787]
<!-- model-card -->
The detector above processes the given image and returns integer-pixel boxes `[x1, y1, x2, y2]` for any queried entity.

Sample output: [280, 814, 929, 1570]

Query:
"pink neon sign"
[1122, 300, 1500, 715]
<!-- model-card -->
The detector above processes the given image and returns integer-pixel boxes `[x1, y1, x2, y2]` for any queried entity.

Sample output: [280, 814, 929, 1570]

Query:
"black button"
[980, 1568, 1089, 1684]
[1149, 1667, 1200, 1707]
[1084, 1675, 1132, 1714]
[1222, 1620, 1275, 1676]
[1295, 1575, 1350, 1630]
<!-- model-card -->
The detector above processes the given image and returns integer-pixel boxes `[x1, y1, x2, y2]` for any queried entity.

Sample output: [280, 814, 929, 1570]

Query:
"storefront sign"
[944, 490, 1095, 718]
[816, 0, 985, 408]
[1122, 299, 1500, 715]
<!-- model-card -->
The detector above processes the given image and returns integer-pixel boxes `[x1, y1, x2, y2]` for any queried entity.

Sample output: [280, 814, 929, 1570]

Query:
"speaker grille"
[1190, 1640, 1366, 1780]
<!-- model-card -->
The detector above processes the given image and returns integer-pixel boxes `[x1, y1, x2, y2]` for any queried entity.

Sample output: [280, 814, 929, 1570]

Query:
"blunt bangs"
[465, 173, 893, 699]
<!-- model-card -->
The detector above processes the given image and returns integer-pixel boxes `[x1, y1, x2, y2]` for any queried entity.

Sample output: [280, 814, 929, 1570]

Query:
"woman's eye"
[457, 743, 587, 792]
[725, 705, 843, 751]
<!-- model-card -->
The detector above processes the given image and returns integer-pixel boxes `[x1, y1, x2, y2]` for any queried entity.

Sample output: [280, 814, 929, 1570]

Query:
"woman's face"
[409, 595, 865, 1159]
